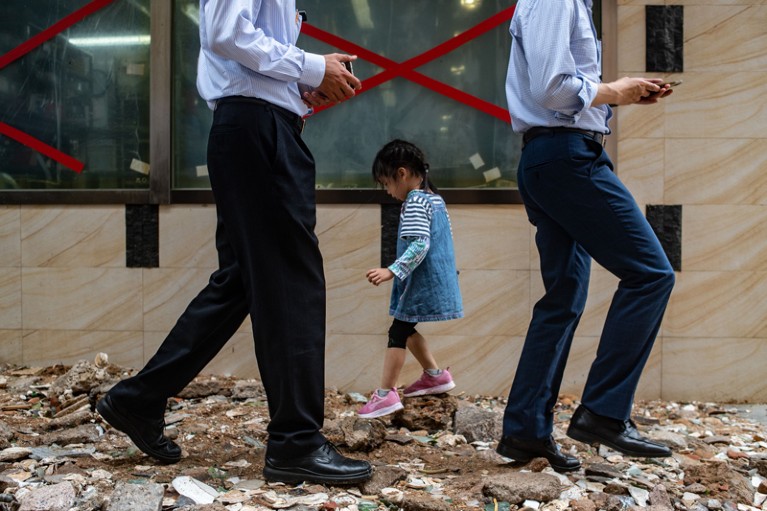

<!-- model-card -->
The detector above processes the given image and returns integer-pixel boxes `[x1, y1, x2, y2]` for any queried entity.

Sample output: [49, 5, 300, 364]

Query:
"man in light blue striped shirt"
[98, 0, 372, 485]
[497, 0, 677, 472]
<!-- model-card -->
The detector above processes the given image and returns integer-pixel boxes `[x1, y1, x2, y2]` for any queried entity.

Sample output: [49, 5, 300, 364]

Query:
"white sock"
[425, 368, 442, 376]
[376, 389, 391, 397]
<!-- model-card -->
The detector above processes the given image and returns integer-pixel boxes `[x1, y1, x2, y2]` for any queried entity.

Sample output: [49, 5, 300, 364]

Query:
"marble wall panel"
[662, 336, 767, 402]
[159, 206, 217, 268]
[665, 72, 767, 139]
[684, 5, 767, 72]
[0, 330, 22, 365]
[665, 138, 767, 206]
[316, 205, 379, 271]
[20, 206, 124, 268]
[21, 268, 142, 331]
[449, 205, 531, 270]
[326, 268, 391, 335]
[0, 207, 20, 267]
[21, 330, 144, 368]
[0, 268, 21, 330]
[664, 271, 767, 338]
[684, 205, 767, 271]
[426, 269, 529, 337]
[616, 138, 666, 209]
[617, 5, 646, 74]
[615, 97, 668, 140]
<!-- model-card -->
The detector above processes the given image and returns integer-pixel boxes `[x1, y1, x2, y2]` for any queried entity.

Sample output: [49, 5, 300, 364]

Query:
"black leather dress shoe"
[496, 435, 581, 472]
[96, 394, 182, 464]
[567, 405, 672, 458]
[264, 441, 372, 484]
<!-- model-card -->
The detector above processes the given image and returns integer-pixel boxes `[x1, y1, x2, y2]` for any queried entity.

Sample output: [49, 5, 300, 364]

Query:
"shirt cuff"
[388, 263, 408, 281]
[300, 52, 325, 88]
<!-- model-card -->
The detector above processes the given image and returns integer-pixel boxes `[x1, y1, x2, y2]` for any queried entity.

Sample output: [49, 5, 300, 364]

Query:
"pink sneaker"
[403, 368, 456, 397]
[357, 389, 404, 419]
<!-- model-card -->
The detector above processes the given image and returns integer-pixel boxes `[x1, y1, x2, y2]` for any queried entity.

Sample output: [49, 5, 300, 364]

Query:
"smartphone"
[665, 80, 683, 87]
[343, 61, 354, 75]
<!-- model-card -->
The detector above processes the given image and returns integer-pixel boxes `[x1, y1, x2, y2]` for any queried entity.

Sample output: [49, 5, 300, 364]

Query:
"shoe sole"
[567, 427, 672, 458]
[96, 396, 181, 464]
[496, 444, 581, 473]
[263, 465, 373, 485]
[403, 381, 456, 398]
[357, 402, 404, 419]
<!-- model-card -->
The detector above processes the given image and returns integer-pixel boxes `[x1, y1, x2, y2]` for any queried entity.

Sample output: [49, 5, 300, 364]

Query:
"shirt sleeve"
[389, 237, 430, 280]
[203, 0, 325, 87]
[520, 0, 596, 122]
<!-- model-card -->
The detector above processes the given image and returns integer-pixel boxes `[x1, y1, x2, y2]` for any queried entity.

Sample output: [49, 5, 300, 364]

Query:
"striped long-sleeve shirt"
[389, 191, 448, 280]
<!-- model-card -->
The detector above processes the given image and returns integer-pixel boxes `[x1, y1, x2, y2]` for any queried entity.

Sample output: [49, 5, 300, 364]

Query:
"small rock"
[18, 482, 76, 511]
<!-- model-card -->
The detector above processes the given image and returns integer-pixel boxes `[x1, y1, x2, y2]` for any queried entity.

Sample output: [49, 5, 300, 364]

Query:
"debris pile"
[0, 357, 765, 510]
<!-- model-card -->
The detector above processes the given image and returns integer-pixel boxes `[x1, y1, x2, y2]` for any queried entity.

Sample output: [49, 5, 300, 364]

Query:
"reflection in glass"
[171, 0, 520, 191]
[0, 0, 151, 190]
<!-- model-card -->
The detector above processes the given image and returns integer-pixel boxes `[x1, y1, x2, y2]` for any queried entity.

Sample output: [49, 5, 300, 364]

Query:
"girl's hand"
[366, 268, 394, 286]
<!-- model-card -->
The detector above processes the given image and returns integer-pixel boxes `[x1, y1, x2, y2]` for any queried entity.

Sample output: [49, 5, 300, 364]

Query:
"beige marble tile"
[326, 268, 391, 335]
[326, 333, 525, 397]
[21, 268, 143, 331]
[0, 207, 20, 267]
[662, 337, 767, 402]
[684, 5, 767, 72]
[617, 5, 645, 74]
[665, 138, 767, 205]
[0, 330, 22, 365]
[21, 330, 144, 368]
[449, 205, 531, 270]
[560, 336, 662, 401]
[142, 267, 247, 333]
[616, 138, 665, 209]
[20, 206, 124, 267]
[0, 268, 21, 330]
[159, 205, 217, 269]
[317, 205, 379, 271]
[684, 205, 767, 271]
[664, 271, 767, 338]
[144, 331, 260, 380]
[665, 72, 767, 138]
[426, 269, 530, 337]
[615, 95, 667, 140]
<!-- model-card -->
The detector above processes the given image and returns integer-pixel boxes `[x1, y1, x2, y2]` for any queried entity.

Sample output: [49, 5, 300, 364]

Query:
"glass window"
[0, 0, 151, 190]
[171, 0, 520, 191]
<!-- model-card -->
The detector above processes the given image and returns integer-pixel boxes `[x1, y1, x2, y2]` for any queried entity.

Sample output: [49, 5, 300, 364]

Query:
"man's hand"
[594, 77, 672, 106]
[366, 268, 394, 286]
[313, 54, 361, 103]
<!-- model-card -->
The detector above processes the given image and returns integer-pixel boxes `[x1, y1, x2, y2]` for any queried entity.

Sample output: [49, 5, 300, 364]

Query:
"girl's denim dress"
[390, 191, 463, 322]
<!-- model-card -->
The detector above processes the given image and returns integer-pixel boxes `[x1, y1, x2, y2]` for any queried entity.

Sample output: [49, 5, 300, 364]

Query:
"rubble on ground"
[0, 356, 765, 511]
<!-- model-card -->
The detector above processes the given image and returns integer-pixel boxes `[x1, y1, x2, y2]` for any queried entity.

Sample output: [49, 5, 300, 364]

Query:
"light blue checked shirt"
[197, 0, 326, 116]
[505, 0, 612, 134]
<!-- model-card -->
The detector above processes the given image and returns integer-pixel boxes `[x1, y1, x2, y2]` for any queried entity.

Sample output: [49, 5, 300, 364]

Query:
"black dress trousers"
[109, 99, 327, 459]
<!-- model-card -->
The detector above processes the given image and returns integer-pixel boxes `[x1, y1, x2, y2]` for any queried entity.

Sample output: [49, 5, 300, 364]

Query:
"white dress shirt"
[197, 0, 326, 116]
[505, 0, 612, 133]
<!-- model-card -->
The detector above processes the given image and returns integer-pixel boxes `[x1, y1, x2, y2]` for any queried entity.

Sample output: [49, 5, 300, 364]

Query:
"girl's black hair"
[371, 139, 437, 193]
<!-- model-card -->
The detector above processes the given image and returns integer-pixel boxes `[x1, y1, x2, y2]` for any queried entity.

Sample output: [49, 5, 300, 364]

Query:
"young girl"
[358, 139, 463, 419]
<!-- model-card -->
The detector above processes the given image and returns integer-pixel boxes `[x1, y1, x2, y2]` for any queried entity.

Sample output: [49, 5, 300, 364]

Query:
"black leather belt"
[523, 127, 606, 147]
[215, 96, 305, 134]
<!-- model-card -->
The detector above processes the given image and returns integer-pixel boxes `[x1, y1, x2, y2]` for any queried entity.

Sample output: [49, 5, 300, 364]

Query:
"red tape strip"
[0, 0, 116, 173]
[301, 6, 514, 123]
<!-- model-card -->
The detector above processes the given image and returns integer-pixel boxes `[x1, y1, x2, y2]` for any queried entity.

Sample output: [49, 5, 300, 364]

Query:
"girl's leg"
[406, 332, 439, 371]
[381, 319, 418, 389]
[381, 348, 407, 389]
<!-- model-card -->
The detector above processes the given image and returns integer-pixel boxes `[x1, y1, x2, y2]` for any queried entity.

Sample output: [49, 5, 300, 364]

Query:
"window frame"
[0, 1, 613, 206]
